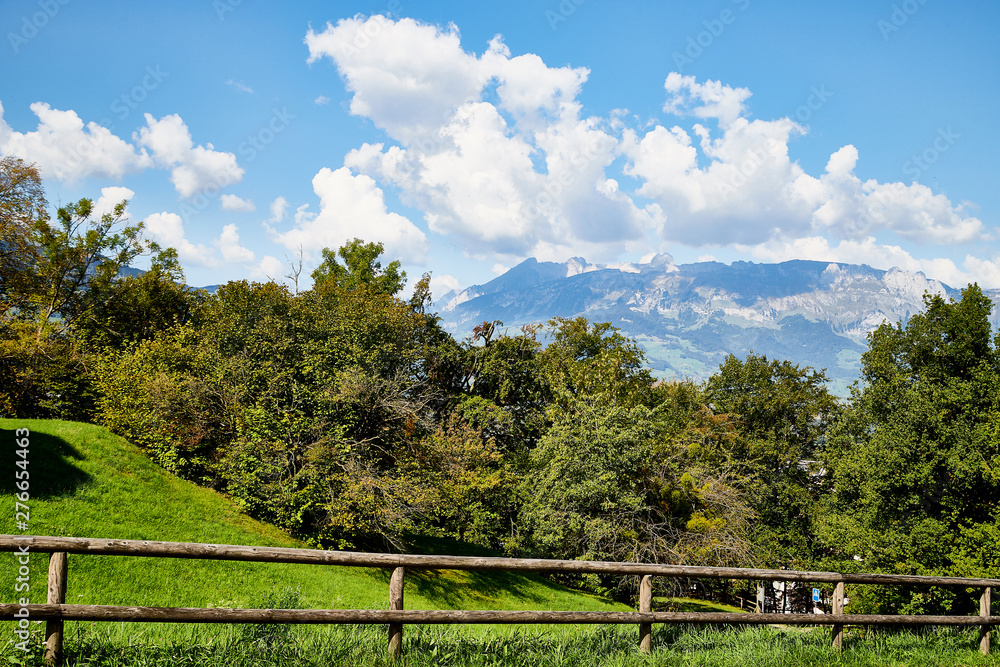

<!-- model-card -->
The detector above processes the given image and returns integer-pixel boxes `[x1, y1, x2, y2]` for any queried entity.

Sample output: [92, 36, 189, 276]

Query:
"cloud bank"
[300, 16, 990, 286]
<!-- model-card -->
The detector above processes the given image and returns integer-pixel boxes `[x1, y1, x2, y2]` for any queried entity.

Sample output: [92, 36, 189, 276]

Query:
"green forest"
[3, 155, 1000, 617]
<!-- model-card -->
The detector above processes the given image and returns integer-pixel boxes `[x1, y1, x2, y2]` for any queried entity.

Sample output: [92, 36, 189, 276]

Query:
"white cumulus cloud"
[220, 194, 256, 212]
[429, 273, 461, 300]
[144, 212, 216, 267]
[305, 20, 988, 278]
[91, 186, 137, 220]
[251, 255, 289, 282]
[622, 74, 986, 249]
[215, 223, 256, 263]
[134, 113, 244, 199]
[272, 166, 428, 263]
[0, 100, 151, 181]
[311, 17, 656, 261]
[269, 196, 288, 223]
[662, 73, 752, 127]
[306, 17, 488, 143]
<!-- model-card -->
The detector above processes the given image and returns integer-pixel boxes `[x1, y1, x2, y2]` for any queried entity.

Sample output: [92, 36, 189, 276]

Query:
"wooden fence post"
[831, 581, 844, 652]
[981, 587, 992, 656]
[388, 567, 405, 661]
[44, 552, 67, 666]
[639, 575, 653, 654]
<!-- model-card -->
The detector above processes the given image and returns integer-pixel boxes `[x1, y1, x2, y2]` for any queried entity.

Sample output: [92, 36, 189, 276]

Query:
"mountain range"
[436, 255, 1000, 396]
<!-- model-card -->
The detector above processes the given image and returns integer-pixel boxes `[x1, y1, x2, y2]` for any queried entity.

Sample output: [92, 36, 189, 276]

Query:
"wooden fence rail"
[1, 535, 996, 665]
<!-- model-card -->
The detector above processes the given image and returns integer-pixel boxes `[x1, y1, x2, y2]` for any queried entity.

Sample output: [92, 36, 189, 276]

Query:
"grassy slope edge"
[0, 420, 624, 620]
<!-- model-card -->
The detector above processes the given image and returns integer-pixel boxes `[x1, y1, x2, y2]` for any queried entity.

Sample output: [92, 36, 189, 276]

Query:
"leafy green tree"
[0, 171, 158, 418]
[404, 412, 518, 551]
[27, 197, 151, 336]
[454, 321, 550, 453]
[520, 395, 753, 598]
[539, 317, 655, 411]
[94, 243, 445, 549]
[310, 238, 406, 296]
[705, 353, 839, 566]
[0, 321, 92, 419]
[0, 156, 47, 315]
[820, 285, 1000, 613]
[75, 248, 203, 350]
[93, 325, 223, 480]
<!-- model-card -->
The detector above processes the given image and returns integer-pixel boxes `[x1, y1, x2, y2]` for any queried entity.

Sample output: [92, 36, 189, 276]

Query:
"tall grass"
[1, 623, 996, 666]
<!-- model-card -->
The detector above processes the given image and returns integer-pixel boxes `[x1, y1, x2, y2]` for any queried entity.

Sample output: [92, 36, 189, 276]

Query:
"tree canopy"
[820, 285, 1000, 612]
[310, 238, 406, 296]
[5, 161, 1000, 610]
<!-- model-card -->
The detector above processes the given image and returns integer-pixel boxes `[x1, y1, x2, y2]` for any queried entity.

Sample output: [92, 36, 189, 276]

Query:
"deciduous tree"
[310, 238, 406, 296]
[705, 353, 839, 566]
[821, 285, 1000, 613]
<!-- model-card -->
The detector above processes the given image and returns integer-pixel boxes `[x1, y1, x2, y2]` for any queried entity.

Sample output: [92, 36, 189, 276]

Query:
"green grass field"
[0, 420, 626, 650]
[1, 420, 995, 666]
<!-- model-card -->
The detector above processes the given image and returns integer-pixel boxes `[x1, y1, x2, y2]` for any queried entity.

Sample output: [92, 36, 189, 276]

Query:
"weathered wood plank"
[982, 587, 992, 656]
[44, 552, 67, 667]
[1, 604, 997, 626]
[639, 574, 652, 653]
[388, 567, 404, 661]
[4, 536, 999, 588]
[832, 581, 844, 652]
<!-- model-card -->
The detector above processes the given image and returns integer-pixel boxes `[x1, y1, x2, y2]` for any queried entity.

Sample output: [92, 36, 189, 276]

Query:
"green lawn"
[1, 420, 995, 666]
[0, 419, 626, 653]
[657, 597, 746, 614]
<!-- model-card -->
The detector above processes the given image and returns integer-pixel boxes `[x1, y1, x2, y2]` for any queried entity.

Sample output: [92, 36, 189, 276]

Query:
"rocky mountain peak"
[437, 257, 1000, 396]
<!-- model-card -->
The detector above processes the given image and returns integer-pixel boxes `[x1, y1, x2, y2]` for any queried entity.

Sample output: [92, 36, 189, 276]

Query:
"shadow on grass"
[371, 536, 605, 610]
[1, 425, 91, 498]
[655, 597, 746, 613]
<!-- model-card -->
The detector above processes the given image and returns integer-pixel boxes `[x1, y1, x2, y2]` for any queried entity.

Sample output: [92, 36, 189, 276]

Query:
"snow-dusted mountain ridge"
[437, 257, 1000, 396]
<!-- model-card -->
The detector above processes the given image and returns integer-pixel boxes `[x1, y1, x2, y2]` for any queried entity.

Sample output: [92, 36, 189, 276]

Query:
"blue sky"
[1, 0, 997, 297]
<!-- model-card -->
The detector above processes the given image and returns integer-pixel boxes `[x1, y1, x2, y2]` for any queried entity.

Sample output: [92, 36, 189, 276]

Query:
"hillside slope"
[0, 420, 624, 617]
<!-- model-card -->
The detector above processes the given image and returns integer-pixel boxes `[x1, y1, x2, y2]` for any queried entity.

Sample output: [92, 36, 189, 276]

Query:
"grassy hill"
[0, 420, 626, 641]
[4, 421, 994, 666]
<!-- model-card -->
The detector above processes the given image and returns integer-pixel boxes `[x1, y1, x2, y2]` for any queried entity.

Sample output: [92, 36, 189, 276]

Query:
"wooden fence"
[1, 535, 996, 665]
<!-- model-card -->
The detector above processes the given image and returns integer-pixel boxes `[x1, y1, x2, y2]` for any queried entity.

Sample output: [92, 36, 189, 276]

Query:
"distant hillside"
[437, 256, 1000, 396]
[114, 263, 220, 294]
